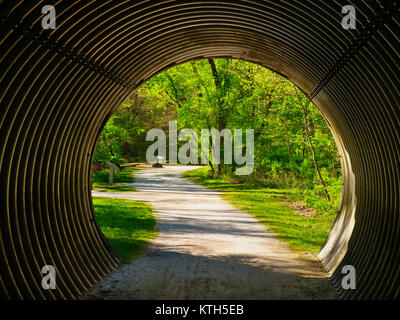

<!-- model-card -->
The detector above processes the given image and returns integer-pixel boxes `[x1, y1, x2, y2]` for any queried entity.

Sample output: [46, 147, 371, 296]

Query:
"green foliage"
[93, 197, 157, 263]
[94, 115, 129, 165]
[94, 58, 342, 214]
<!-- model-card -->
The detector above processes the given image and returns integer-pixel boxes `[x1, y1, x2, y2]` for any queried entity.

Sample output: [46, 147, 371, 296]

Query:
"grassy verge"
[93, 197, 157, 263]
[92, 166, 139, 192]
[183, 167, 336, 256]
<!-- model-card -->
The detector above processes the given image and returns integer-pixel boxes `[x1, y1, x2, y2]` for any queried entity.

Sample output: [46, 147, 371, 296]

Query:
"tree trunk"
[208, 58, 225, 175]
[282, 116, 293, 163]
[295, 87, 331, 202]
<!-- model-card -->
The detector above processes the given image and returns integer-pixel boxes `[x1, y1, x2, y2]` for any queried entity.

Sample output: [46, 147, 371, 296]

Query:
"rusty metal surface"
[0, 0, 399, 299]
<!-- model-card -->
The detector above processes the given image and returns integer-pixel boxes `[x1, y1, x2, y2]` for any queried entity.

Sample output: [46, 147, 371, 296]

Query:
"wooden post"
[106, 161, 120, 186]
[109, 167, 114, 185]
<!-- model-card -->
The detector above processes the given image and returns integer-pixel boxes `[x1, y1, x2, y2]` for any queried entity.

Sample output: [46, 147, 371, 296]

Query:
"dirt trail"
[81, 166, 337, 300]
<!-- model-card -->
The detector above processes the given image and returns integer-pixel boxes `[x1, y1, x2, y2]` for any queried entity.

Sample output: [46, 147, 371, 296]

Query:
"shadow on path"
[85, 166, 338, 300]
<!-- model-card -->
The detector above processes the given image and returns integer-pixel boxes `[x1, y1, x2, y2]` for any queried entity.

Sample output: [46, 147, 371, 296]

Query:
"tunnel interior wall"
[0, 1, 399, 299]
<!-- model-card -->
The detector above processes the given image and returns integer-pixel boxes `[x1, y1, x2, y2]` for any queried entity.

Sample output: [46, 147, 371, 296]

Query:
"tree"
[295, 87, 331, 202]
[94, 115, 129, 165]
[94, 58, 342, 211]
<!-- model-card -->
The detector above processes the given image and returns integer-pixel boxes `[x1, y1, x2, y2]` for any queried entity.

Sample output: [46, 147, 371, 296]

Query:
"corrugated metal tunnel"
[0, 0, 399, 300]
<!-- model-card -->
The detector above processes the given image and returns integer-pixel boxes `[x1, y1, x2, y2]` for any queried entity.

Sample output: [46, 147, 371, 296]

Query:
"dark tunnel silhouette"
[0, 1, 399, 299]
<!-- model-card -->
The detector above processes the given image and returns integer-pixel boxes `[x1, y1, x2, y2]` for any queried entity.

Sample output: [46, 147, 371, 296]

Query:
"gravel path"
[81, 166, 337, 300]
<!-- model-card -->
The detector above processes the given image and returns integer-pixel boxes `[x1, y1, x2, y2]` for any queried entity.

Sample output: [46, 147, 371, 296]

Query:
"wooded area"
[94, 58, 342, 214]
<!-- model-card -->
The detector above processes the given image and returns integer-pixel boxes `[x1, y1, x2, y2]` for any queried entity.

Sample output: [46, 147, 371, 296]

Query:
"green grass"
[183, 167, 336, 256]
[92, 167, 139, 192]
[93, 197, 157, 263]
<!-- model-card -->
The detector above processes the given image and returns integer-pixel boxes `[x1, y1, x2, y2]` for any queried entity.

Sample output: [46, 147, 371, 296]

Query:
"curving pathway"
[81, 166, 337, 300]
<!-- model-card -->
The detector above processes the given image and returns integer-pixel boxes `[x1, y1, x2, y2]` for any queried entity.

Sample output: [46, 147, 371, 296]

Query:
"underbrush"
[92, 166, 139, 192]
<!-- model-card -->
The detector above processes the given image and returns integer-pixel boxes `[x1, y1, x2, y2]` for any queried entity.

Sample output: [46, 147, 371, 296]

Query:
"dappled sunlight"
[86, 165, 337, 299]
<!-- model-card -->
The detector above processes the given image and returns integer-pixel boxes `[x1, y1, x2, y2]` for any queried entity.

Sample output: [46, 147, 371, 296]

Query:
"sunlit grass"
[183, 167, 336, 255]
[93, 197, 157, 263]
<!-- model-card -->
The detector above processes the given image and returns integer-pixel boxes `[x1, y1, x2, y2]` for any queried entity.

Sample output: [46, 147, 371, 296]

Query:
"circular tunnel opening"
[0, 1, 398, 300]
[90, 57, 345, 271]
